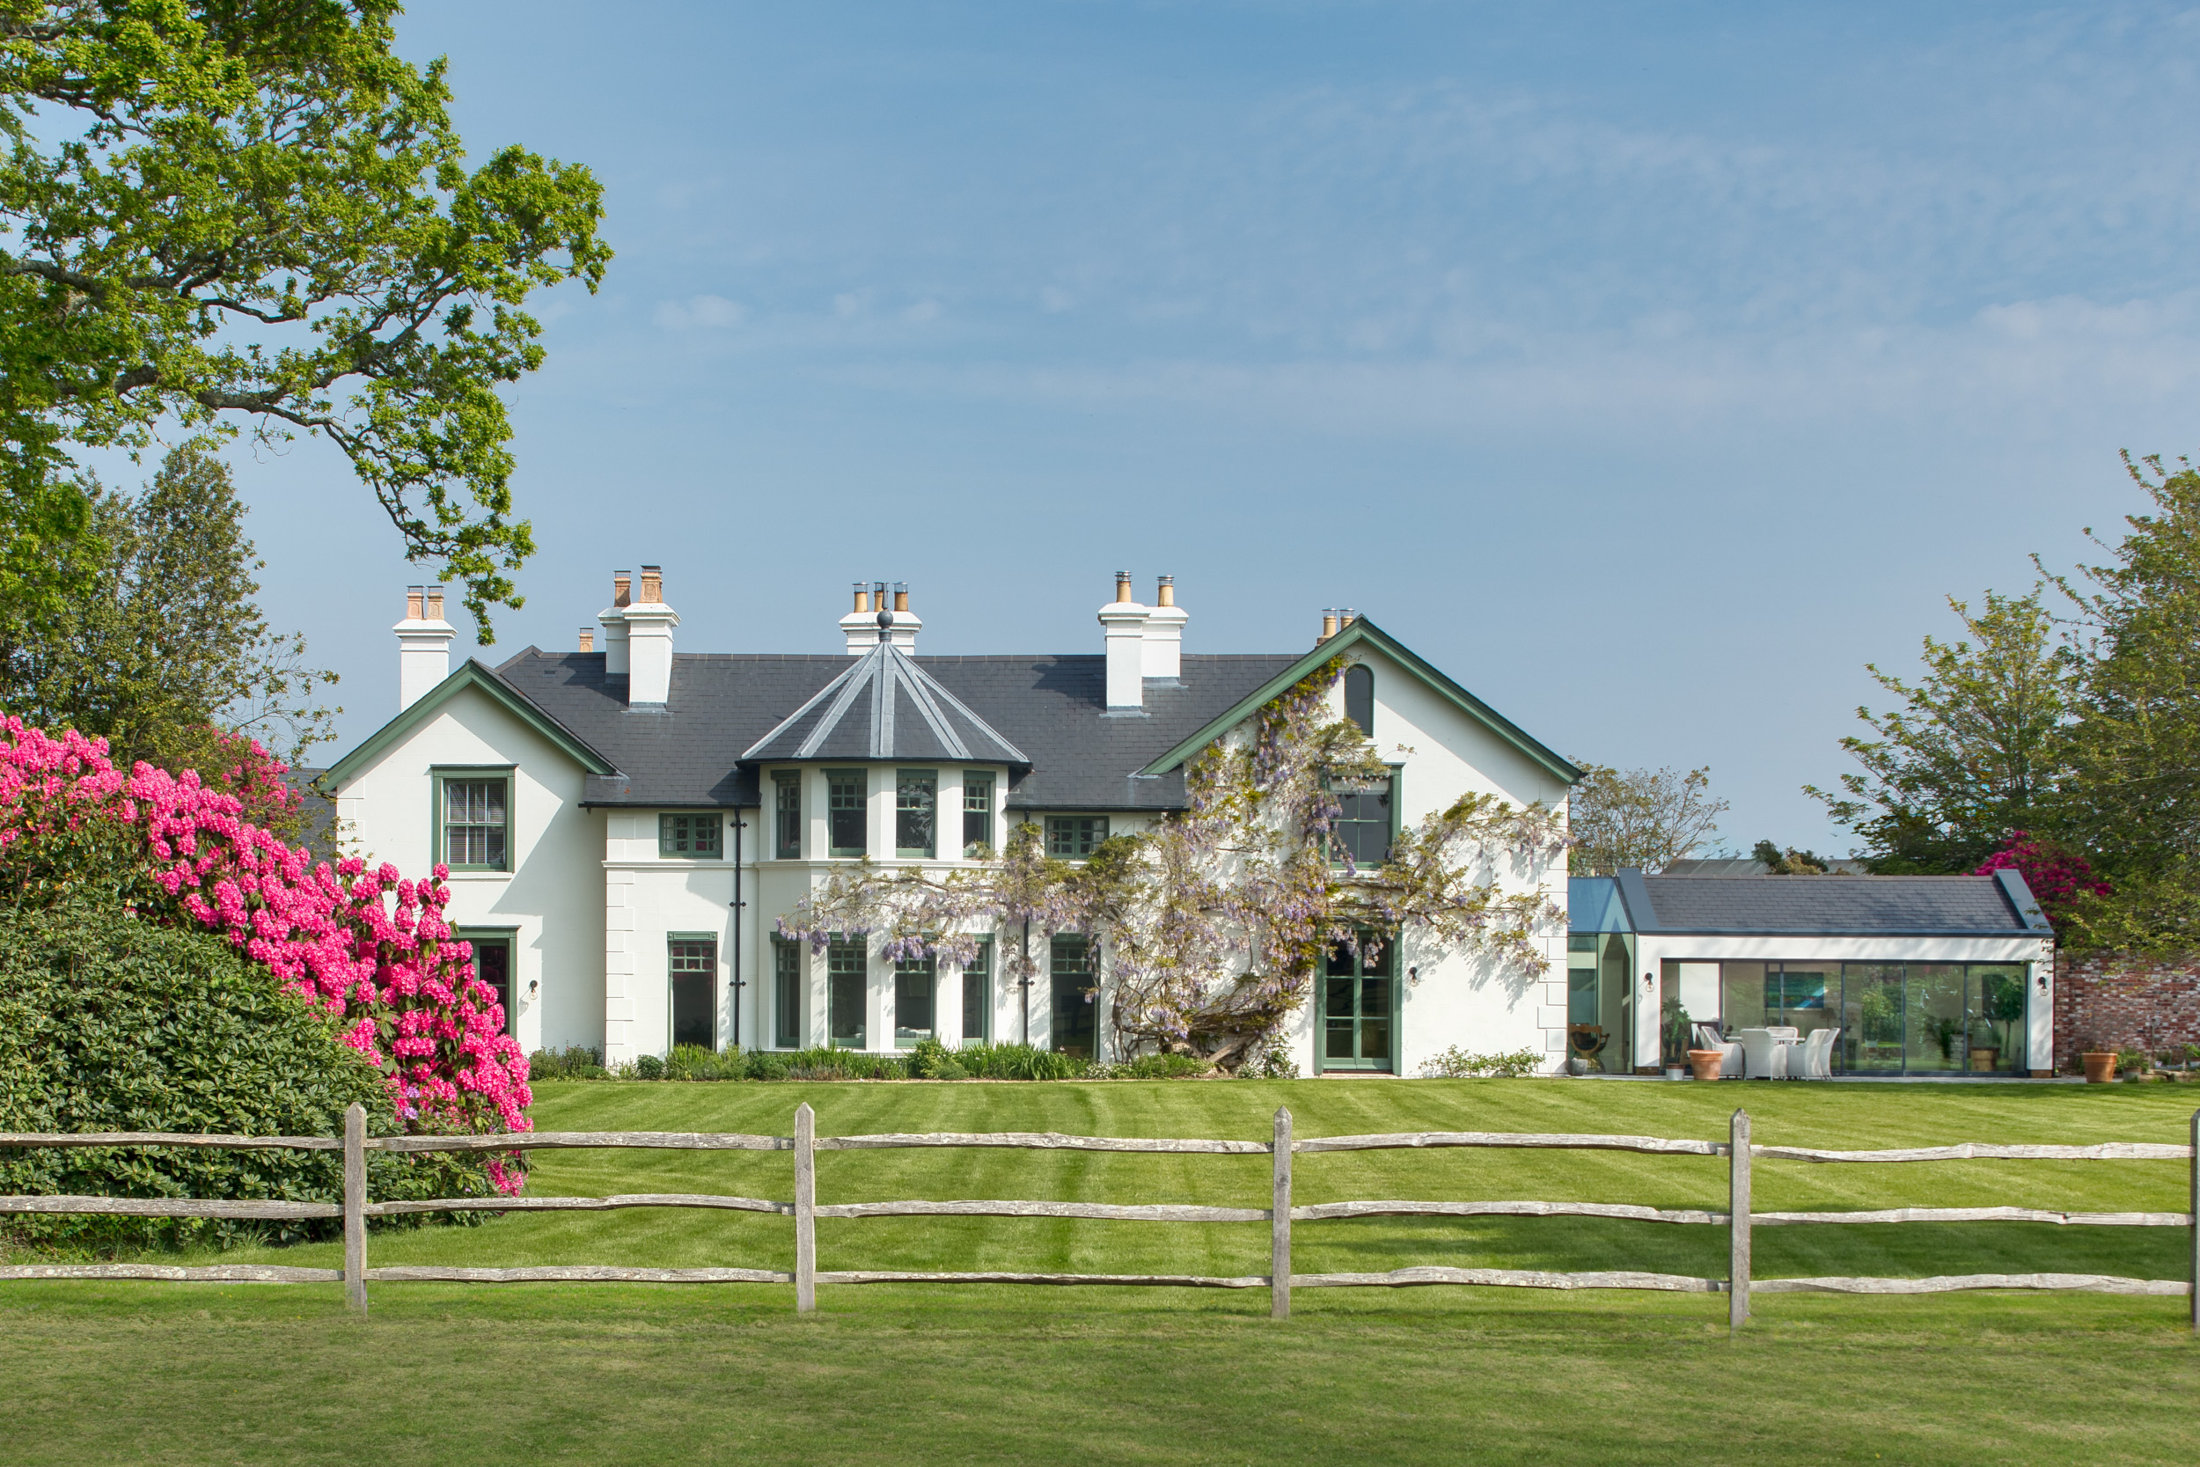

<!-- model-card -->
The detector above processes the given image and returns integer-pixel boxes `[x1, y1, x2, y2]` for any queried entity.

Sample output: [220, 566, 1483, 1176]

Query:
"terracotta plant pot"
[2082, 1051, 2118, 1084]
[1687, 1049, 1725, 1082]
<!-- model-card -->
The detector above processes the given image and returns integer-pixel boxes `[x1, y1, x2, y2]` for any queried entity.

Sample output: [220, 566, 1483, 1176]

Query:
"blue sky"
[230, 2, 2200, 852]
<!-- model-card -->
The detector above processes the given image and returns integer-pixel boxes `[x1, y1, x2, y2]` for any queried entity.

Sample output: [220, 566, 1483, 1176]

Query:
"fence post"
[1729, 1108, 1750, 1331]
[795, 1102, 816, 1315]
[343, 1101, 367, 1316]
[2189, 1108, 2197, 1338]
[1272, 1107, 1292, 1320]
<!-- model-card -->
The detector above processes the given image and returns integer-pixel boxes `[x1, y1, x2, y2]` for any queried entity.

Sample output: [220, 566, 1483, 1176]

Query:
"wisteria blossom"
[781, 657, 1569, 1069]
[0, 717, 531, 1191]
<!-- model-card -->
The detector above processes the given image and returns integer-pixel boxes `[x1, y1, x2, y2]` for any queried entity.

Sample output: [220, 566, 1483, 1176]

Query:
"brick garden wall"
[2054, 952, 2200, 1068]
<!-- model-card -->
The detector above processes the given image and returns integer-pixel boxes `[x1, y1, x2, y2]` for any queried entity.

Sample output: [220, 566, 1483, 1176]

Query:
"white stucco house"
[317, 571, 1583, 1073]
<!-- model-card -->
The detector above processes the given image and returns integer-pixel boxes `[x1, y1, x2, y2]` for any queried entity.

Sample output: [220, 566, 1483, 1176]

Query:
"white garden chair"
[1737, 1028, 1787, 1080]
[1791, 1026, 1841, 1080]
[1692, 1023, 1743, 1078]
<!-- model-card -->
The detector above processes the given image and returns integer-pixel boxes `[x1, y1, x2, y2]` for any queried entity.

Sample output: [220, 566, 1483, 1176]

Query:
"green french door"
[1321, 936, 1395, 1072]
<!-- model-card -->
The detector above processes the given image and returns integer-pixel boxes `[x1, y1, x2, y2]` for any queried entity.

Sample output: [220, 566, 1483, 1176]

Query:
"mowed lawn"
[7, 1077, 2200, 1465]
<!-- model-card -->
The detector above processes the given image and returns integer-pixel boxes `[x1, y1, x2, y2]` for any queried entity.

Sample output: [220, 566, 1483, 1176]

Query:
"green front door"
[1322, 936, 1395, 1072]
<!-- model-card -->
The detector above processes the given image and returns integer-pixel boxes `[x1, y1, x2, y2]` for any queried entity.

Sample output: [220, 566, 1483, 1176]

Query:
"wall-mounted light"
[2036, 973, 2049, 992]
[1642, 972, 1654, 989]
[527, 980, 539, 998]
[1407, 965, 1420, 986]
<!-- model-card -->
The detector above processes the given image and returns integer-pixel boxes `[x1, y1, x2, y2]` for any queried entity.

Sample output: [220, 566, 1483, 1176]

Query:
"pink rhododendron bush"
[0, 717, 530, 1192]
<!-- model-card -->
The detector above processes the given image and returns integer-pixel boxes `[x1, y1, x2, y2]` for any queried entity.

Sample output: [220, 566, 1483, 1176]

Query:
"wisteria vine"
[779, 658, 1569, 1068]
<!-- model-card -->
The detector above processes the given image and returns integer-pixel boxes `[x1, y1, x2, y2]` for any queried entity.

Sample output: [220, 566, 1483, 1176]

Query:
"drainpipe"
[1020, 919, 1032, 1046]
[729, 814, 747, 1050]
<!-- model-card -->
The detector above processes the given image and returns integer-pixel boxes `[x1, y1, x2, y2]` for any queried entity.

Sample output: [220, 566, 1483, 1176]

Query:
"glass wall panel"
[1769, 965, 1833, 1035]
[1905, 964, 1966, 1073]
[1720, 962, 1767, 1034]
[1599, 935, 1633, 1072]
[1842, 964, 1904, 1073]
[1970, 965, 2028, 1073]
[1566, 954, 1598, 1026]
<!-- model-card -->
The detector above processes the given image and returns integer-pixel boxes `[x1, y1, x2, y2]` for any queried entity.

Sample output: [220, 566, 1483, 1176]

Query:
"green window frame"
[774, 772, 802, 860]
[455, 926, 519, 1038]
[1329, 768, 1400, 870]
[1343, 663, 1375, 736]
[962, 773, 995, 857]
[668, 933, 717, 1051]
[659, 812, 722, 859]
[828, 770, 867, 858]
[772, 937, 802, 1049]
[896, 769, 937, 858]
[434, 768, 512, 872]
[1317, 932, 1397, 1074]
[894, 953, 936, 1047]
[1049, 933, 1096, 1058]
[827, 939, 867, 1048]
[1046, 815, 1110, 858]
[962, 938, 992, 1043]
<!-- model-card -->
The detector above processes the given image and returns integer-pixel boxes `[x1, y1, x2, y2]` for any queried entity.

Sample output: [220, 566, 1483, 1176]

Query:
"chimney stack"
[578, 627, 594, 653]
[624, 563, 678, 705]
[1319, 610, 1339, 643]
[599, 570, 632, 676]
[1141, 574, 1186, 682]
[393, 583, 456, 710]
[1098, 570, 1150, 711]
[884, 580, 921, 651]
[841, 581, 880, 654]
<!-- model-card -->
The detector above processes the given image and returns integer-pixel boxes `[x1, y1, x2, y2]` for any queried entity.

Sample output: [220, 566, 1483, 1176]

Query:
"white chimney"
[884, 581, 921, 652]
[1141, 574, 1186, 682]
[840, 581, 880, 655]
[1098, 570, 1150, 711]
[394, 584, 455, 711]
[599, 569, 632, 675]
[625, 564, 677, 705]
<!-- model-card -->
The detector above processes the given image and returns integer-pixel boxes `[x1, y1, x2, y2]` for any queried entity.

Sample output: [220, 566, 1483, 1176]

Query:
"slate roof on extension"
[1614, 871, 2054, 937]
[489, 648, 1301, 810]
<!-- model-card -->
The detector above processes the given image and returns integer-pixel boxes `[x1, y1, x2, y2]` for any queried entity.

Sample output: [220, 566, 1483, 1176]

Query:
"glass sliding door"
[1322, 935, 1395, 1072]
[1970, 966, 2028, 1073]
[1905, 964, 1966, 1073]
[1842, 964, 1905, 1074]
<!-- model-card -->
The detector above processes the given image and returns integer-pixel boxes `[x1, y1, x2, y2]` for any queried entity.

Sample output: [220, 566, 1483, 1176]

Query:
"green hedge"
[0, 901, 489, 1254]
[536, 1040, 1236, 1083]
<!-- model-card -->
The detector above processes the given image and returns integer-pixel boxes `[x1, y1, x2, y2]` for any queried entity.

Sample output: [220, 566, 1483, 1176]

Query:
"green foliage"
[1099, 1052, 1212, 1080]
[663, 1045, 746, 1081]
[525, 1045, 607, 1081]
[904, 1037, 967, 1080]
[631, 1053, 665, 1081]
[1751, 839, 1835, 874]
[0, 0, 611, 632]
[1567, 762, 1727, 874]
[1415, 1046, 1544, 1078]
[952, 1042, 1089, 1080]
[1236, 1041, 1301, 1080]
[0, 441, 336, 781]
[1808, 589, 2074, 874]
[1660, 998, 1693, 1068]
[0, 899, 484, 1253]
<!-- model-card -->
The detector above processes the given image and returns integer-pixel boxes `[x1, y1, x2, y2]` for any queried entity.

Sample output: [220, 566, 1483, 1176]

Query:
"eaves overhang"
[315, 658, 618, 792]
[1136, 617, 1581, 786]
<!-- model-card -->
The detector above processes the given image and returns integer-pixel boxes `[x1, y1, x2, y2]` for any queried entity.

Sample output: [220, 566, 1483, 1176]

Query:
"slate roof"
[741, 642, 1029, 767]
[1611, 870, 2054, 937]
[488, 648, 1300, 810]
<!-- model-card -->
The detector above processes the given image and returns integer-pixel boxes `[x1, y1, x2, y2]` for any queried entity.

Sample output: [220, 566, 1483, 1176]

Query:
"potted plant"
[1661, 996, 1691, 1080]
[1687, 1044, 1726, 1083]
[2116, 1048, 2152, 1082]
[2080, 1035, 2118, 1084]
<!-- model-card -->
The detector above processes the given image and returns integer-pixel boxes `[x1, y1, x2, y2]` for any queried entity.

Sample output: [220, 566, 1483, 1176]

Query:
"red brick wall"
[2054, 953, 2200, 1068]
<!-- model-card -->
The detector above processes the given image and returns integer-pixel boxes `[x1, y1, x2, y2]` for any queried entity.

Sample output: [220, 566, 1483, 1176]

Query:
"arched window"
[1343, 663, 1374, 737]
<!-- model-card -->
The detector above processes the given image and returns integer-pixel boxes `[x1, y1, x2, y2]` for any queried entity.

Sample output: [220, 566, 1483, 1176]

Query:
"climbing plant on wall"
[778, 658, 1569, 1070]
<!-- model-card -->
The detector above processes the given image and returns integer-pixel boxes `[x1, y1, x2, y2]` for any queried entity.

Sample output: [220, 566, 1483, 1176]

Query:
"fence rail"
[4, 1105, 2196, 1330]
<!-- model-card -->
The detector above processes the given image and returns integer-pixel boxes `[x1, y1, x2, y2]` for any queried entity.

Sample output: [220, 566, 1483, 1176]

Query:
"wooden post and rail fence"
[4, 1105, 2197, 1332]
